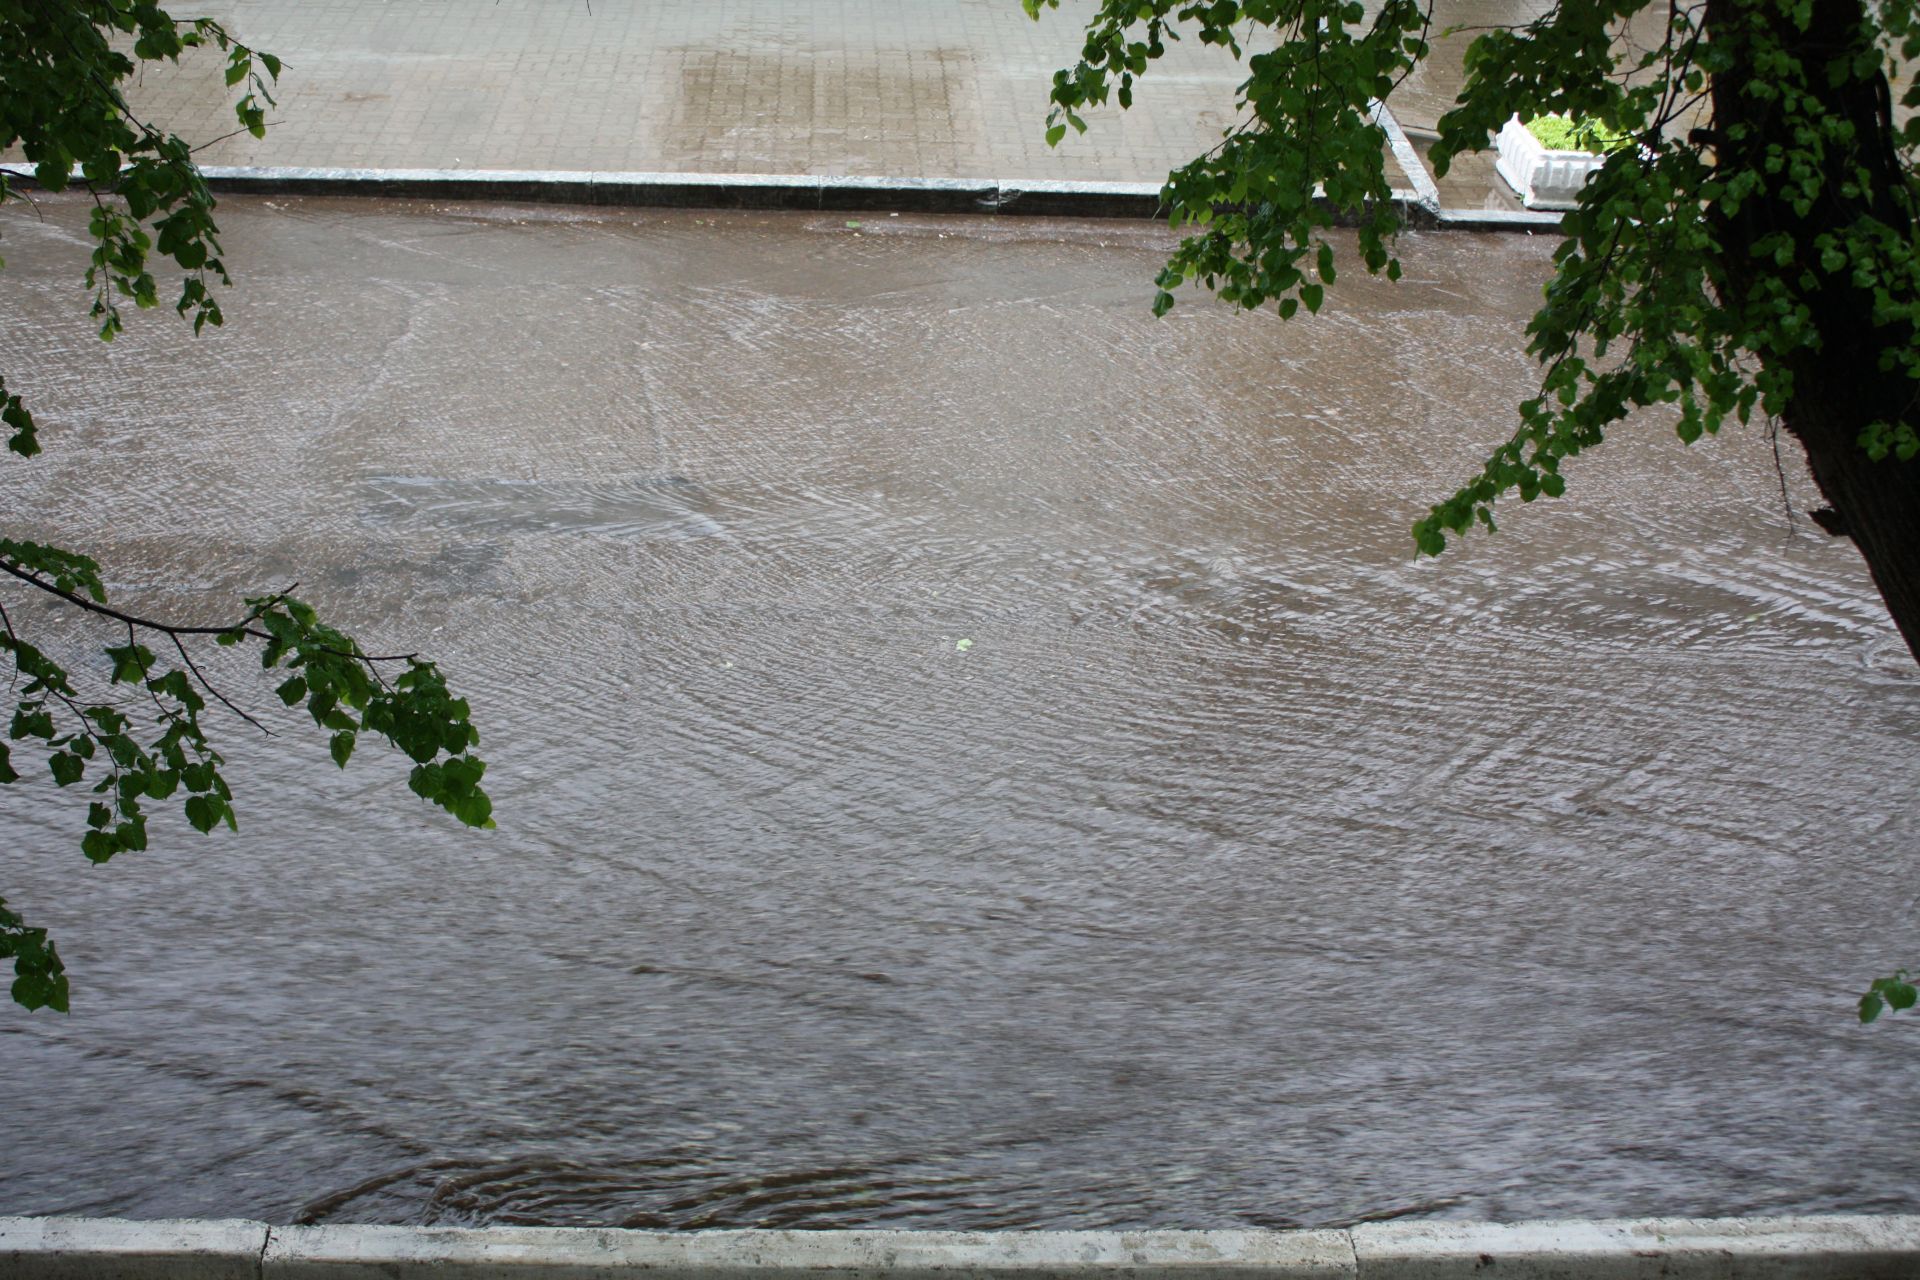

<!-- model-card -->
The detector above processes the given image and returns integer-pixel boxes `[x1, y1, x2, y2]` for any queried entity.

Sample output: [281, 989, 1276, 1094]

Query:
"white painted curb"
[6, 1216, 1920, 1279]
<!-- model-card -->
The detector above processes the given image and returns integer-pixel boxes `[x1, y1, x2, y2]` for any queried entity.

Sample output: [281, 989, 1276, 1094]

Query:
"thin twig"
[1769, 415, 1797, 533]
[129, 619, 180, 728]
[0, 175, 47, 222]
[0, 599, 20, 695]
[190, 118, 285, 154]
[170, 630, 271, 734]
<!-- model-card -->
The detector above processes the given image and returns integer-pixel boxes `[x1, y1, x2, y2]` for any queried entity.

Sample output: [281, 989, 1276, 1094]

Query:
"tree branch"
[170, 630, 270, 734]
[0, 560, 421, 663]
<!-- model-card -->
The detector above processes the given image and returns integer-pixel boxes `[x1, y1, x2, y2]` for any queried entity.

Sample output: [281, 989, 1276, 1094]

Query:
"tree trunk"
[1706, 0, 1920, 664]
[1786, 388, 1920, 663]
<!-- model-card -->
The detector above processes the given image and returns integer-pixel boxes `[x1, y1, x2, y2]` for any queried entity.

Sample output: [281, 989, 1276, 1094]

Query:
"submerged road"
[0, 195, 1916, 1228]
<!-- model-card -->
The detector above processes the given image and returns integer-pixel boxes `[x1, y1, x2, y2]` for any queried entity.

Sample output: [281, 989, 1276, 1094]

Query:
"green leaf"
[107, 646, 152, 684]
[1860, 971, 1916, 1022]
[48, 753, 85, 787]
[183, 793, 221, 834]
[453, 791, 493, 829]
[330, 731, 355, 768]
[11, 970, 68, 1013]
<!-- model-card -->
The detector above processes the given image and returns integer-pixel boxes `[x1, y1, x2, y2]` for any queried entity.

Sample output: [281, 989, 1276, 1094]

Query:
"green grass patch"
[1524, 114, 1632, 154]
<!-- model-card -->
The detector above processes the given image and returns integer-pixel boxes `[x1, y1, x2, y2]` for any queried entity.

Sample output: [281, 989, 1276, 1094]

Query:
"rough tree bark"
[1709, 0, 1920, 664]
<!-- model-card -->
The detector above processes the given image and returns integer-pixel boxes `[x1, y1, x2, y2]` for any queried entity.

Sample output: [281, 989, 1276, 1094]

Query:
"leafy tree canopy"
[0, 0, 493, 1013]
[1027, 0, 1920, 1018]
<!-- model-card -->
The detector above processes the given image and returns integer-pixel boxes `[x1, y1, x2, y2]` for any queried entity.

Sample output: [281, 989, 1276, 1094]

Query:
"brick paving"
[116, 0, 1276, 184]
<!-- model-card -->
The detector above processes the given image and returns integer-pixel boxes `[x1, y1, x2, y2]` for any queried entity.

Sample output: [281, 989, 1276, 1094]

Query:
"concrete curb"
[5, 1216, 1920, 1279]
[1350, 1216, 1920, 1278]
[1369, 101, 1441, 221]
[198, 166, 1560, 232]
[191, 166, 1433, 231]
[183, 167, 1168, 219]
[1434, 206, 1563, 232]
[263, 1226, 1358, 1280]
[187, 166, 1543, 231]
[4, 163, 1558, 230]
[0, 1216, 268, 1280]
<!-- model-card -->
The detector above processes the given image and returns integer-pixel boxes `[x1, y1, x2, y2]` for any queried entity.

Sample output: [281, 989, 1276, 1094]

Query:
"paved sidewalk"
[120, 0, 1269, 184]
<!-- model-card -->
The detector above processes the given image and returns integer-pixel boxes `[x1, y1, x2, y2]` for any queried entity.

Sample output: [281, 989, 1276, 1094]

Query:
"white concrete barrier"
[2, 1216, 1916, 1279]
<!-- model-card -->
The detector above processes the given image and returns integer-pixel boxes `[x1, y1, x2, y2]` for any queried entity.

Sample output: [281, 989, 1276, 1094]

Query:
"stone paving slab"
[106, 0, 1292, 185]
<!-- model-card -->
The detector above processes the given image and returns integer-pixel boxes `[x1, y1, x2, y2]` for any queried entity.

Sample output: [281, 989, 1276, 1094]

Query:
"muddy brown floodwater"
[1, 196, 1916, 1229]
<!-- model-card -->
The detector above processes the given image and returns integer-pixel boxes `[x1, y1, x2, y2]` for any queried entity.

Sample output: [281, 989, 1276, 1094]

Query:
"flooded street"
[1, 196, 1917, 1229]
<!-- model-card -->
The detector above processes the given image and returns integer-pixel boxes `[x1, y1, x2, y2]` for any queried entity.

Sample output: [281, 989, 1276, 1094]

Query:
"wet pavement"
[1, 194, 1916, 1228]
[105, 0, 1263, 183]
[72, 0, 1551, 206]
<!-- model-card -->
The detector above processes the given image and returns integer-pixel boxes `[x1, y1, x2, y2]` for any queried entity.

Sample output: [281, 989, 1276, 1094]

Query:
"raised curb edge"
[4, 1215, 1919, 1279]
[192, 166, 1563, 232]
[3, 161, 1562, 230]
